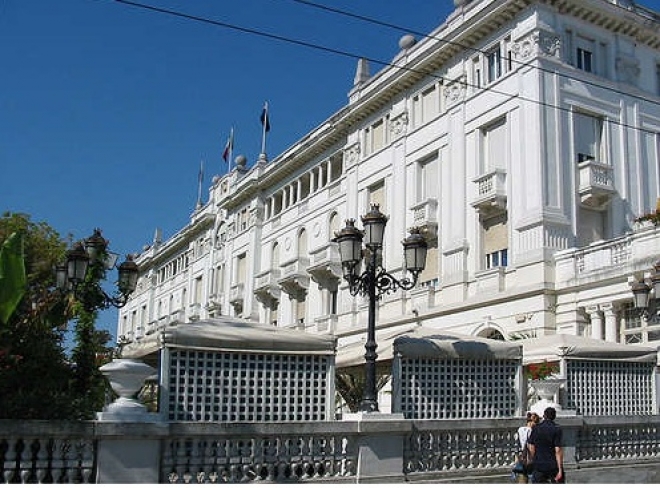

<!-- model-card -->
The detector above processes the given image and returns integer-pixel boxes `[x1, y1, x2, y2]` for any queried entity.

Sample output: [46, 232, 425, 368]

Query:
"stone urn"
[529, 378, 564, 416]
[98, 358, 156, 420]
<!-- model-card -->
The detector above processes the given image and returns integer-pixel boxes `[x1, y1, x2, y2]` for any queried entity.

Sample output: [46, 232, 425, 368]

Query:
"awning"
[518, 334, 659, 364]
[121, 317, 336, 359]
[336, 326, 522, 369]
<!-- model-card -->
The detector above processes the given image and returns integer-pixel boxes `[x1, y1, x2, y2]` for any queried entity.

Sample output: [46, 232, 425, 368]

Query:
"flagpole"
[197, 159, 204, 209]
[229, 127, 234, 173]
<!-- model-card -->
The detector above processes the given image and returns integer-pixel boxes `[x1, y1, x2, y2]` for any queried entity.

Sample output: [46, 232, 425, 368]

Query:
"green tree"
[0, 212, 73, 419]
[0, 212, 113, 419]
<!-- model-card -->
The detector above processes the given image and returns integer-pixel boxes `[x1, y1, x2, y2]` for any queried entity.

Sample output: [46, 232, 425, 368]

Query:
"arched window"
[480, 327, 505, 341]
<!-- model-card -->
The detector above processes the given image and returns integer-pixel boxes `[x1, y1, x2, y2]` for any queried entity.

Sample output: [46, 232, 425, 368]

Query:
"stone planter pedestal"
[529, 378, 564, 416]
[97, 358, 157, 422]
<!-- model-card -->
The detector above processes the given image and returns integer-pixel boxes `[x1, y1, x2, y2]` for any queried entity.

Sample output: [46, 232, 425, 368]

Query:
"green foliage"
[335, 371, 391, 413]
[0, 232, 27, 324]
[0, 212, 113, 420]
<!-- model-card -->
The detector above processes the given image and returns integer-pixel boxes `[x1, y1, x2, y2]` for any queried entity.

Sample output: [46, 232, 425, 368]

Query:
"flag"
[260, 103, 270, 132]
[222, 129, 234, 162]
[0, 232, 27, 324]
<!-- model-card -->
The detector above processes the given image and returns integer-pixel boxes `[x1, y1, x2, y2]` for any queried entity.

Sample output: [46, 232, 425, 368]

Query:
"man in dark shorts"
[527, 407, 564, 483]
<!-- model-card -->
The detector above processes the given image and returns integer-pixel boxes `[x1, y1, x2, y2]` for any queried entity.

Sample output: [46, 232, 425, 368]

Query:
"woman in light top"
[518, 411, 540, 448]
[513, 412, 540, 483]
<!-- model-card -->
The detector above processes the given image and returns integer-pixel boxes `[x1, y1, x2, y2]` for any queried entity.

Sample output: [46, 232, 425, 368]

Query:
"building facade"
[119, 0, 660, 359]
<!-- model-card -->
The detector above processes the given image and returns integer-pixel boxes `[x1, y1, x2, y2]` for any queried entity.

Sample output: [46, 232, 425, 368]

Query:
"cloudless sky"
[0, 0, 457, 341]
[3, 0, 660, 342]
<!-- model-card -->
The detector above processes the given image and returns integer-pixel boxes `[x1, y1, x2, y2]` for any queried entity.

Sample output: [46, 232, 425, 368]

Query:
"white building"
[119, 0, 660, 363]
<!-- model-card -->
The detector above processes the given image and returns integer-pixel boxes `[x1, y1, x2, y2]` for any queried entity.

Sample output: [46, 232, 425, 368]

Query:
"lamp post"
[334, 204, 427, 412]
[56, 228, 138, 311]
[630, 259, 660, 321]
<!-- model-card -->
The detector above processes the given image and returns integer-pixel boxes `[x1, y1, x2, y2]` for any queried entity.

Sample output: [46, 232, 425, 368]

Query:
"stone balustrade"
[3, 415, 660, 483]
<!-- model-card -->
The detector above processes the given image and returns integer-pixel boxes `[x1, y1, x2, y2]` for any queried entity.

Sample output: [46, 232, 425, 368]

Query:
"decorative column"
[602, 303, 618, 343]
[586, 305, 603, 340]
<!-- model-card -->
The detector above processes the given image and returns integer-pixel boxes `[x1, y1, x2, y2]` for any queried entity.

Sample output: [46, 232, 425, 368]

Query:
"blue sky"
[0, 0, 454, 339]
[3, 0, 660, 341]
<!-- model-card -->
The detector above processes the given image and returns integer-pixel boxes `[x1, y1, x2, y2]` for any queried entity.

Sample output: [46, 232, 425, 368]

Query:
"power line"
[110, 0, 660, 137]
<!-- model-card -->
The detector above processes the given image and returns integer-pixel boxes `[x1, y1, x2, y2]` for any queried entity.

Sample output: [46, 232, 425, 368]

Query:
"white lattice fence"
[396, 358, 519, 419]
[565, 360, 656, 416]
[165, 349, 332, 422]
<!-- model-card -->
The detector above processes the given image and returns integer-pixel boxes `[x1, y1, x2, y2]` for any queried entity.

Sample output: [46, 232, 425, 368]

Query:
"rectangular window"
[236, 253, 246, 285]
[364, 117, 388, 155]
[482, 213, 508, 270]
[296, 299, 306, 326]
[418, 246, 439, 287]
[575, 35, 596, 73]
[574, 111, 605, 163]
[216, 265, 224, 293]
[422, 85, 438, 122]
[371, 119, 385, 152]
[576, 47, 593, 72]
[330, 290, 338, 315]
[481, 118, 507, 172]
[368, 180, 386, 213]
[193, 276, 203, 304]
[486, 249, 508, 268]
[270, 302, 278, 326]
[486, 46, 502, 83]
[417, 154, 439, 202]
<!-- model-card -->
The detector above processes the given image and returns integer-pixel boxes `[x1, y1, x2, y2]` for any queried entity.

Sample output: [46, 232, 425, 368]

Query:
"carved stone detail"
[344, 142, 361, 168]
[390, 111, 409, 138]
[443, 75, 467, 106]
[512, 30, 561, 61]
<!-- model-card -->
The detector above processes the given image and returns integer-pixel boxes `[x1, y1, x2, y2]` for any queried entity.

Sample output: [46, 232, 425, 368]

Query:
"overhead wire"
[111, 0, 660, 137]
[286, 0, 660, 110]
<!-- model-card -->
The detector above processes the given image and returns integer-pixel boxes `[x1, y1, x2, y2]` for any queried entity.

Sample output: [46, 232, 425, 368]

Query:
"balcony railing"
[578, 158, 615, 210]
[278, 257, 310, 299]
[229, 283, 245, 306]
[254, 268, 281, 306]
[471, 169, 507, 217]
[410, 198, 438, 239]
[307, 243, 342, 288]
[554, 223, 659, 284]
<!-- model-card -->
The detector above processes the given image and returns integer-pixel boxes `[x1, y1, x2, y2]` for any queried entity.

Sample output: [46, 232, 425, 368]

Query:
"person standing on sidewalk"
[527, 407, 564, 483]
[513, 412, 540, 483]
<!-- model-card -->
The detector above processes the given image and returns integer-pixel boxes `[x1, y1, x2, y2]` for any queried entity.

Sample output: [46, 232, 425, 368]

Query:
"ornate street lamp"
[56, 229, 138, 311]
[630, 259, 660, 320]
[334, 204, 427, 412]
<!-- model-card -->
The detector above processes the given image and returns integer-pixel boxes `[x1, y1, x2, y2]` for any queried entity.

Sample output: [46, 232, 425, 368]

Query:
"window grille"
[565, 360, 655, 416]
[166, 349, 331, 422]
[397, 358, 519, 419]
